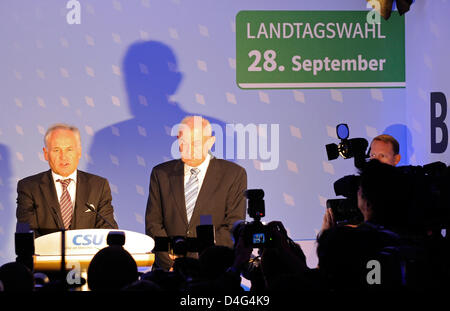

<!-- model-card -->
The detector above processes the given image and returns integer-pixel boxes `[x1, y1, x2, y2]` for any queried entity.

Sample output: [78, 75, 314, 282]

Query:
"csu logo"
[72, 234, 104, 246]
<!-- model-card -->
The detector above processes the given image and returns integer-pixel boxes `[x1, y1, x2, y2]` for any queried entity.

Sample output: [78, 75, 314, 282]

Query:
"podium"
[33, 229, 155, 290]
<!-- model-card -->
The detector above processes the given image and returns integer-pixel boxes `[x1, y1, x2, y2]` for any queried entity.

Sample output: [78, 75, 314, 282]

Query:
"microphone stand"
[85, 203, 115, 228]
[60, 228, 67, 289]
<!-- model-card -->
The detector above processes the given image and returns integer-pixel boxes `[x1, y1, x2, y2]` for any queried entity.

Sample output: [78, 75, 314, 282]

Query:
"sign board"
[236, 11, 405, 89]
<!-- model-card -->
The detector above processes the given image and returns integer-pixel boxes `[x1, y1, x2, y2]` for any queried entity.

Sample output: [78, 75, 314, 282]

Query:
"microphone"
[85, 203, 115, 228]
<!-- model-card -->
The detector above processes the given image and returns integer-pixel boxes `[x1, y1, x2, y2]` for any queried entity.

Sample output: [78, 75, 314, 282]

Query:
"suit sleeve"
[216, 166, 247, 247]
[145, 168, 172, 271]
[145, 168, 168, 238]
[95, 179, 118, 229]
[16, 180, 38, 232]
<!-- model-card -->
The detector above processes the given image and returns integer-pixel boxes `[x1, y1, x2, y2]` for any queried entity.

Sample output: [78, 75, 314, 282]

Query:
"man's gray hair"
[44, 123, 81, 147]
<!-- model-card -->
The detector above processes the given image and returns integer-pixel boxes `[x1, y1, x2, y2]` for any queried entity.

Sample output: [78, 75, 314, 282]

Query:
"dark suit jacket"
[16, 170, 118, 237]
[145, 158, 247, 270]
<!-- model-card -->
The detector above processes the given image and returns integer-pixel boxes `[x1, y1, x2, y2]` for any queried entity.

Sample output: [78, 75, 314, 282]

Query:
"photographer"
[321, 159, 409, 234]
[318, 160, 428, 290]
[259, 221, 315, 291]
[231, 220, 312, 292]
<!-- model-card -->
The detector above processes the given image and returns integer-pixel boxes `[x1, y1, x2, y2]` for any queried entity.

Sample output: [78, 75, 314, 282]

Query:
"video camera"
[395, 162, 450, 231]
[326, 175, 364, 225]
[325, 124, 366, 225]
[325, 124, 450, 232]
[152, 223, 215, 256]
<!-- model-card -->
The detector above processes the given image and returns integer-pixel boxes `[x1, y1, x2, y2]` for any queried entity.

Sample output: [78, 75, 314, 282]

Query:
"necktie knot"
[190, 168, 200, 177]
[58, 179, 71, 190]
[58, 179, 71, 186]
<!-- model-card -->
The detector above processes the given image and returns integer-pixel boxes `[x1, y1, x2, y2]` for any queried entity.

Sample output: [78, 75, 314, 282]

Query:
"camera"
[325, 124, 450, 233]
[243, 221, 273, 248]
[326, 174, 363, 225]
[15, 222, 35, 272]
[153, 236, 197, 256]
[107, 231, 125, 246]
[152, 224, 215, 256]
[325, 124, 367, 225]
[239, 189, 274, 248]
[395, 162, 450, 231]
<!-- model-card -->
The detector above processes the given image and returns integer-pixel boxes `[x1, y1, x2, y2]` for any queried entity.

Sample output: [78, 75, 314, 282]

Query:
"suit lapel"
[73, 170, 89, 228]
[192, 158, 221, 219]
[39, 170, 64, 229]
[169, 160, 188, 226]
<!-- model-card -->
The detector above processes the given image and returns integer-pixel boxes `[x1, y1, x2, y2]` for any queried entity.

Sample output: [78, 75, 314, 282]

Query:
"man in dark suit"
[16, 124, 118, 237]
[145, 116, 247, 271]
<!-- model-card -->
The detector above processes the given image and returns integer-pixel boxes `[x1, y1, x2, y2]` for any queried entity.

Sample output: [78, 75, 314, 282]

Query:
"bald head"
[177, 116, 215, 167]
[180, 116, 213, 136]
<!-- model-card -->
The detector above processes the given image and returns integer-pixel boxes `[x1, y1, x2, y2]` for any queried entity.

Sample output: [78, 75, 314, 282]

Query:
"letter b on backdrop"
[431, 92, 448, 153]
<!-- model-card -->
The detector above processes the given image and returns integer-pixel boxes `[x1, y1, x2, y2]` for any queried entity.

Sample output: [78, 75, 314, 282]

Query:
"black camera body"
[327, 174, 364, 225]
[243, 220, 274, 248]
[240, 189, 275, 248]
[153, 236, 198, 256]
[396, 162, 450, 230]
[325, 125, 368, 225]
[152, 224, 215, 256]
[326, 198, 363, 226]
[15, 223, 35, 272]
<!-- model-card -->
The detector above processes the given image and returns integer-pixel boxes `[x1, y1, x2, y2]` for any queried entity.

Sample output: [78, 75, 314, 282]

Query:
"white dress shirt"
[183, 153, 211, 195]
[52, 170, 77, 211]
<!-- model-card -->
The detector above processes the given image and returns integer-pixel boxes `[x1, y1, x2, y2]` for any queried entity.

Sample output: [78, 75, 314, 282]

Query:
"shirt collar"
[51, 170, 78, 184]
[184, 153, 211, 175]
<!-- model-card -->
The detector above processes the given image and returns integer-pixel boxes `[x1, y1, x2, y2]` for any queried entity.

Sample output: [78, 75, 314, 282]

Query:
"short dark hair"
[358, 160, 409, 230]
[87, 246, 138, 291]
[372, 134, 400, 155]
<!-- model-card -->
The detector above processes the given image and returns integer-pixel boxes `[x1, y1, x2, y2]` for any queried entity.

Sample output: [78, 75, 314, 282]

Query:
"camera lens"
[172, 238, 188, 256]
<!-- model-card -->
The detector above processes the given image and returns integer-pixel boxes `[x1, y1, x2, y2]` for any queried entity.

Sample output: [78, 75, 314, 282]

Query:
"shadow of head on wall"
[0, 144, 13, 265]
[123, 40, 183, 119]
[382, 124, 413, 166]
[87, 41, 227, 230]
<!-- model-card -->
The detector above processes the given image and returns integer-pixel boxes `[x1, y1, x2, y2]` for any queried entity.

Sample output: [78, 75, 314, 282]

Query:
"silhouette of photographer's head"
[87, 245, 138, 291]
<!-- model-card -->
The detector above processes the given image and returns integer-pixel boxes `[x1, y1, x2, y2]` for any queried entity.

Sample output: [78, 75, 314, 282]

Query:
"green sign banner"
[236, 11, 405, 89]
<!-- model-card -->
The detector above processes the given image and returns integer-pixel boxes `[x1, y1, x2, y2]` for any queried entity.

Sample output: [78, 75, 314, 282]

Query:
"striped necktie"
[58, 179, 73, 230]
[185, 168, 200, 223]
